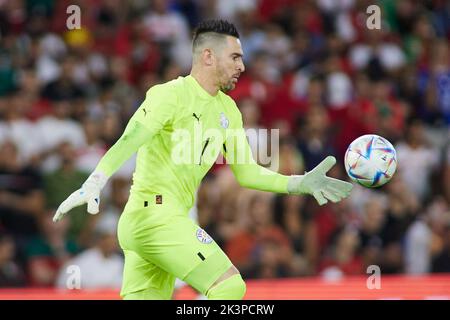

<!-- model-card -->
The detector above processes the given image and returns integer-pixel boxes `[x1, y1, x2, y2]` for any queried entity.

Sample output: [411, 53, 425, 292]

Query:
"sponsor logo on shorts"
[196, 228, 213, 244]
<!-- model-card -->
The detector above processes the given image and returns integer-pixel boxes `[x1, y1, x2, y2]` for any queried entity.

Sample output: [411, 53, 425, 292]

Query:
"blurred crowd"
[0, 0, 449, 291]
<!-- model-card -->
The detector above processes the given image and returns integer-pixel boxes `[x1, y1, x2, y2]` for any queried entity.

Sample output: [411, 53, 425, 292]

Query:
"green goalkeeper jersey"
[95, 75, 289, 211]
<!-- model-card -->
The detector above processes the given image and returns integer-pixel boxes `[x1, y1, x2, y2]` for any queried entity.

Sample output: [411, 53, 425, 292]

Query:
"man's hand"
[53, 171, 108, 222]
[287, 156, 353, 206]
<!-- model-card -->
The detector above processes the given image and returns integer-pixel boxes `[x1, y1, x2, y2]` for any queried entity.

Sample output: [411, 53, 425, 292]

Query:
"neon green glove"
[52, 170, 108, 222]
[287, 156, 353, 205]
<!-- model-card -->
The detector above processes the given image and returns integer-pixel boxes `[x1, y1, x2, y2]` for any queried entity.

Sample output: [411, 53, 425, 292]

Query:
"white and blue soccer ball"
[344, 134, 397, 188]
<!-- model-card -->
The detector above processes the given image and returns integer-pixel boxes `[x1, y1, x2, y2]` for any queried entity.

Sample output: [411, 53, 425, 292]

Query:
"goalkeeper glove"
[287, 156, 353, 206]
[53, 170, 108, 222]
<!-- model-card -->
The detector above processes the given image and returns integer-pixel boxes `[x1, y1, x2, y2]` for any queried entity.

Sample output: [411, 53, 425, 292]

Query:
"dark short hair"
[192, 19, 240, 45]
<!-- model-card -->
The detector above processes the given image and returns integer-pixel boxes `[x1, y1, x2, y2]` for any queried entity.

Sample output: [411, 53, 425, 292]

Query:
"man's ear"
[203, 48, 214, 66]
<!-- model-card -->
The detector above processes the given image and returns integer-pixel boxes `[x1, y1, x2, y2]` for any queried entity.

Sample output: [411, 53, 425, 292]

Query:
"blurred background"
[0, 0, 449, 299]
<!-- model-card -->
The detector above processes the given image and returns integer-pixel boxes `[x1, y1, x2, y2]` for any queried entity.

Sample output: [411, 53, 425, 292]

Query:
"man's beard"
[219, 80, 234, 93]
[217, 66, 235, 92]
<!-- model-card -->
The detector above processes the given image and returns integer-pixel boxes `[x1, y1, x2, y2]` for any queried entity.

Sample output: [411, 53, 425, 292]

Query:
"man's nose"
[238, 61, 245, 73]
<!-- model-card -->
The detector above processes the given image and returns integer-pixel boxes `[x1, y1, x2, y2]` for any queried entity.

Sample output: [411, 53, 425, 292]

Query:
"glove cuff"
[287, 175, 304, 194]
[84, 170, 109, 190]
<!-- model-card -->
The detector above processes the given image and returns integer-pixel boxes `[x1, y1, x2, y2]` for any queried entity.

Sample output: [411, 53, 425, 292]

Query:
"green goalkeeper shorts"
[117, 195, 233, 299]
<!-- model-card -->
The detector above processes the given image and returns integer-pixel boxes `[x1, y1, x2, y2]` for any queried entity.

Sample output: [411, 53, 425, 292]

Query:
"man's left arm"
[224, 127, 289, 193]
[224, 124, 353, 206]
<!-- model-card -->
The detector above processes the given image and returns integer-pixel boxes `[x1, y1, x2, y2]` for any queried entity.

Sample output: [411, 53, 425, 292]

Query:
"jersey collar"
[186, 75, 218, 101]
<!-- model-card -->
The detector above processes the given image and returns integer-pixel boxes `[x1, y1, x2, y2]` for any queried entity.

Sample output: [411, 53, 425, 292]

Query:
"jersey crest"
[220, 112, 229, 129]
[196, 228, 213, 244]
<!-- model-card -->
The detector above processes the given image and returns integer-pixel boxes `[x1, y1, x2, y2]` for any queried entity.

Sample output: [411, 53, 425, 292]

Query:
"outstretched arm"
[224, 126, 352, 206]
[225, 127, 290, 193]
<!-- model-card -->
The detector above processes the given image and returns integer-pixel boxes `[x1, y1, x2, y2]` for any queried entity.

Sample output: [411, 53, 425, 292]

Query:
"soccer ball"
[344, 134, 397, 188]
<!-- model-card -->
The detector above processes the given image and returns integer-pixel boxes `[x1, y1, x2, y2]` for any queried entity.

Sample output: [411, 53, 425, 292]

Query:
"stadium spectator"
[404, 207, 433, 275]
[395, 117, 440, 202]
[369, 78, 407, 142]
[319, 226, 363, 278]
[86, 78, 122, 121]
[0, 140, 44, 263]
[19, 67, 54, 121]
[273, 195, 316, 275]
[432, 222, 450, 273]
[427, 197, 450, 273]
[0, 233, 26, 287]
[0, 89, 43, 166]
[26, 209, 78, 287]
[381, 175, 419, 248]
[56, 214, 123, 289]
[297, 106, 335, 171]
[225, 192, 300, 279]
[100, 110, 123, 149]
[349, 27, 406, 75]
[109, 55, 139, 120]
[74, 116, 107, 175]
[40, 55, 85, 102]
[445, 142, 450, 204]
[417, 39, 450, 126]
[43, 142, 90, 247]
[229, 50, 282, 127]
[143, 0, 192, 71]
[36, 99, 86, 173]
[324, 53, 353, 111]
[277, 137, 304, 176]
[239, 98, 271, 166]
[357, 197, 386, 270]
[235, 8, 266, 65]
[100, 176, 130, 230]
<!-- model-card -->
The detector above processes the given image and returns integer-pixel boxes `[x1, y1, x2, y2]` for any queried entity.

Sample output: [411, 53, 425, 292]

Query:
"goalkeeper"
[53, 20, 352, 300]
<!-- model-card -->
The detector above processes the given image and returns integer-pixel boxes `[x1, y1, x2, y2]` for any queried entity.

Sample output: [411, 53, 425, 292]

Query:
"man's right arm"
[53, 84, 177, 222]
[94, 120, 154, 178]
[97, 84, 178, 177]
